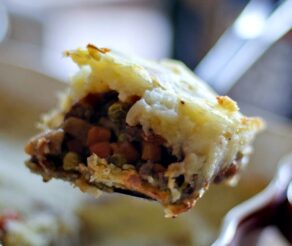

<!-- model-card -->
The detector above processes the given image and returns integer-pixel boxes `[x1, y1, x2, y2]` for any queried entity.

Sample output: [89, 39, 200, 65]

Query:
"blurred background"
[0, 0, 291, 117]
[0, 0, 291, 245]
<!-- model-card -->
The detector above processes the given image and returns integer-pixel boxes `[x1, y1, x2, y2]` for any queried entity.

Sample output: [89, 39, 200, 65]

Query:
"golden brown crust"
[26, 155, 205, 218]
[216, 96, 239, 112]
[87, 44, 111, 54]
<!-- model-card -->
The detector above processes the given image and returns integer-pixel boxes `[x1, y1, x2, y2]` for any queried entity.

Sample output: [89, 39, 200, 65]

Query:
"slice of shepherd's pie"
[25, 44, 264, 217]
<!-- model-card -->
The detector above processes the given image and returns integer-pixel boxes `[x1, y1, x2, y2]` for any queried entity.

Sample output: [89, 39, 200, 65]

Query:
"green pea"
[109, 154, 127, 167]
[63, 152, 81, 170]
[118, 133, 126, 142]
[108, 103, 127, 123]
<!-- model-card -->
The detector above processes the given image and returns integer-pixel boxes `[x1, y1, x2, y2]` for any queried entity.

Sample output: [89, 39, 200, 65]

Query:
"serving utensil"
[195, 0, 292, 94]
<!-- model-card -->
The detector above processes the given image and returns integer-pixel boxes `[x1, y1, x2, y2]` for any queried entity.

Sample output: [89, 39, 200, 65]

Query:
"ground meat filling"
[28, 91, 183, 194]
[27, 91, 243, 202]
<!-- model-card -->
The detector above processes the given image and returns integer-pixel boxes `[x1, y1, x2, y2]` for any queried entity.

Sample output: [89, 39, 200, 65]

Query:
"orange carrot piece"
[142, 142, 161, 162]
[87, 126, 111, 146]
[90, 142, 112, 158]
[111, 142, 139, 163]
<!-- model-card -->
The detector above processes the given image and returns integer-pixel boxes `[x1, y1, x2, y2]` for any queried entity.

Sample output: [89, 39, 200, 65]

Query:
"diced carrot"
[87, 126, 111, 146]
[142, 142, 161, 161]
[110, 143, 119, 153]
[111, 141, 139, 163]
[90, 142, 112, 158]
